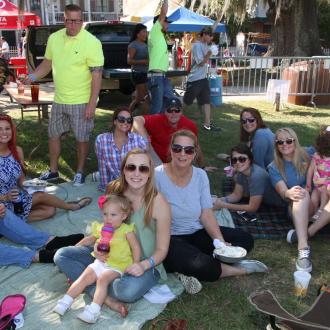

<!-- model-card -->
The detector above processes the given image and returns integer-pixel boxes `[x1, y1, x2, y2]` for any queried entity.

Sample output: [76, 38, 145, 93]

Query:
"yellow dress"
[91, 222, 135, 273]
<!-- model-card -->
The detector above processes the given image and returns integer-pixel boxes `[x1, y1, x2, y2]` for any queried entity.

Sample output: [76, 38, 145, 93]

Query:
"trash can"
[209, 75, 222, 106]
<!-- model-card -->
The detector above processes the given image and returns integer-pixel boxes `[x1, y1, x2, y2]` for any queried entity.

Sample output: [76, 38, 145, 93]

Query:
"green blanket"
[0, 179, 183, 329]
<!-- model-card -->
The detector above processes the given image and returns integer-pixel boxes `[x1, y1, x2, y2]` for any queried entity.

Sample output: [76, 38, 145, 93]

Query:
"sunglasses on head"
[166, 108, 181, 114]
[241, 118, 256, 125]
[275, 138, 295, 146]
[124, 164, 150, 174]
[231, 156, 248, 164]
[171, 144, 195, 155]
[116, 115, 133, 124]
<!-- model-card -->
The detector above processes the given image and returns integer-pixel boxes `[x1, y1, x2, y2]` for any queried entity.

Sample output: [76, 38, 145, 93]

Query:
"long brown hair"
[273, 128, 309, 181]
[110, 107, 133, 133]
[315, 126, 330, 158]
[0, 114, 24, 169]
[239, 108, 267, 142]
[106, 148, 157, 226]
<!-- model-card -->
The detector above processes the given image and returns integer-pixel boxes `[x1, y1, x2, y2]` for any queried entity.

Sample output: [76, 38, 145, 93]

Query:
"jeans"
[148, 75, 175, 114]
[0, 208, 50, 268]
[54, 246, 160, 303]
[163, 227, 254, 282]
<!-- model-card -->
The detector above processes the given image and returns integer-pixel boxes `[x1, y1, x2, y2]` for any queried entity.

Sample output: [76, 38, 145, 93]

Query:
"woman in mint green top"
[54, 148, 171, 310]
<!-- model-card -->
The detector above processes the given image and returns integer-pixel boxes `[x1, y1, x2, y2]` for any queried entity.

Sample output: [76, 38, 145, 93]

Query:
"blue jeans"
[148, 75, 175, 114]
[0, 208, 50, 268]
[54, 246, 160, 303]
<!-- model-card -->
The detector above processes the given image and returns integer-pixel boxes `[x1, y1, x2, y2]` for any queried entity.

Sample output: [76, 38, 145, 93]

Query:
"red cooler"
[9, 57, 27, 76]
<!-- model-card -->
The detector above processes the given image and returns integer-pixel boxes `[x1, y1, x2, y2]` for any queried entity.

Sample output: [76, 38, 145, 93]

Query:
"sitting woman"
[54, 149, 171, 311]
[0, 114, 91, 222]
[213, 144, 285, 213]
[95, 107, 148, 191]
[0, 203, 83, 267]
[155, 129, 268, 294]
[267, 127, 330, 273]
[240, 107, 275, 169]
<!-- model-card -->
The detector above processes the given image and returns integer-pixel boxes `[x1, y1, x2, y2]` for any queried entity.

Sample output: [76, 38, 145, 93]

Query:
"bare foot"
[104, 297, 128, 317]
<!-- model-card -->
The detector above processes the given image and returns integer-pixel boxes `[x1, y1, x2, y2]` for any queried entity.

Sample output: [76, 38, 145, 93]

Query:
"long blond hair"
[106, 148, 157, 226]
[273, 128, 310, 181]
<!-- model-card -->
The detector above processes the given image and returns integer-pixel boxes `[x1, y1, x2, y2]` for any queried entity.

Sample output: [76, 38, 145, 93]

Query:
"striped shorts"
[48, 103, 94, 142]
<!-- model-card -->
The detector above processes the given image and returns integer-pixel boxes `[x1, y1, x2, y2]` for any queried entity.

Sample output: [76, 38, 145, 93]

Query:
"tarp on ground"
[0, 0, 41, 30]
[146, 7, 226, 33]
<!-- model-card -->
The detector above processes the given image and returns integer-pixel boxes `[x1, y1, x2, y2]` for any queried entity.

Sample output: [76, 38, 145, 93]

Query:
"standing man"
[183, 27, 220, 131]
[25, 4, 104, 185]
[0, 37, 10, 61]
[133, 97, 205, 167]
[148, 0, 176, 114]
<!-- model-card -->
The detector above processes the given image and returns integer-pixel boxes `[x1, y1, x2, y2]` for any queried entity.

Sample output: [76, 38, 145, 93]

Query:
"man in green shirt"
[26, 4, 104, 186]
[148, 0, 176, 114]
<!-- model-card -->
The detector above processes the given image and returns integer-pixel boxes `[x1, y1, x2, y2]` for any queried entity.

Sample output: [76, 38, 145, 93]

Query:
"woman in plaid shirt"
[95, 108, 148, 191]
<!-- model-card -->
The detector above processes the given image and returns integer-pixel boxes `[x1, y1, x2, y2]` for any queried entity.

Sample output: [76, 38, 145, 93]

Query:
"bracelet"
[28, 73, 37, 82]
[148, 256, 155, 268]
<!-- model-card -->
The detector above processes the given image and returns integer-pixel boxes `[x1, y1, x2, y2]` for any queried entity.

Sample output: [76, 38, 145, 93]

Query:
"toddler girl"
[53, 194, 141, 323]
[306, 126, 330, 221]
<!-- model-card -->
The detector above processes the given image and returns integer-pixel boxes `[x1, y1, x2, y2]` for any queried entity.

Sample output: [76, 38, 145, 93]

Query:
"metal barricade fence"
[180, 55, 330, 105]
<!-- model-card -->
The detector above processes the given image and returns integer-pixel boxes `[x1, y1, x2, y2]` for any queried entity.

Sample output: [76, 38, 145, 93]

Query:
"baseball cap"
[164, 97, 182, 110]
[200, 27, 213, 36]
[153, 15, 173, 24]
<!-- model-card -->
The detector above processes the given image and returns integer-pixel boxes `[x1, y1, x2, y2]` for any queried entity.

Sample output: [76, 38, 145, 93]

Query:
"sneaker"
[72, 172, 85, 186]
[77, 304, 100, 324]
[296, 247, 312, 273]
[287, 229, 297, 244]
[233, 260, 269, 274]
[176, 273, 202, 294]
[39, 170, 59, 181]
[53, 298, 72, 316]
[203, 123, 221, 132]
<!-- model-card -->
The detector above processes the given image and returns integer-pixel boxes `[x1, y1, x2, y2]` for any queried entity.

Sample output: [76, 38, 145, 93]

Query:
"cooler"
[209, 75, 222, 106]
[9, 57, 27, 77]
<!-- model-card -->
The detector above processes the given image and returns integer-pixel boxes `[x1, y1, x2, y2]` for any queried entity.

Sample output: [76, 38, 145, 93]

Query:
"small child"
[53, 194, 141, 324]
[306, 126, 330, 221]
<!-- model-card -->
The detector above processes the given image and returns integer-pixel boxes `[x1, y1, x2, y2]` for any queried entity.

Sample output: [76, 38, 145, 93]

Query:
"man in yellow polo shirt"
[26, 4, 104, 185]
[148, 0, 176, 114]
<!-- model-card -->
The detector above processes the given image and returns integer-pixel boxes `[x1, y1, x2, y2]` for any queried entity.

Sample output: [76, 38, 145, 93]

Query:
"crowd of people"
[1, 1, 330, 327]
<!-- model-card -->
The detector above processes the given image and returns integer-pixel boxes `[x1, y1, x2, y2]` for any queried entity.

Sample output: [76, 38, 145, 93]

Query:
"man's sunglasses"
[241, 118, 256, 124]
[166, 108, 181, 114]
[124, 164, 150, 173]
[171, 144, 195, 155]
[231, 156, 248, 164]
[116, 115, 133, 124]
[65, 19, 83, 24]
[275, 138, 295, 146]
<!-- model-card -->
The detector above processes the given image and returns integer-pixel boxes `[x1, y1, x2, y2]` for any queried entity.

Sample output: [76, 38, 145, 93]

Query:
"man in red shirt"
[133, 98, 205, 166]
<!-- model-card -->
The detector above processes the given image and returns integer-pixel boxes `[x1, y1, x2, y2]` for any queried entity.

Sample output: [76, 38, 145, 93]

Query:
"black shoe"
[203, 123, 221, 132]
[39, 171, 59, 181]
[39, 249, 57, 263]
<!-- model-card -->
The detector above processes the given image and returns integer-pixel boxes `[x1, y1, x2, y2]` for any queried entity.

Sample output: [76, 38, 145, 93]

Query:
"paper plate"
[23, 179, 48, 188]
[213, 246, 247, 263]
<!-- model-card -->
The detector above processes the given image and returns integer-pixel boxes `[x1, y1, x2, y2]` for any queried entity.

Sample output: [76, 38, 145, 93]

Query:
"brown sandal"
[150, 318, 188, 330]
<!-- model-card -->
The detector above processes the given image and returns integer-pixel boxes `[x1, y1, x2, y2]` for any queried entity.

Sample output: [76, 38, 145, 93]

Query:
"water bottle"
[97, 224, 114, 253]
[12, 188, 24, 215]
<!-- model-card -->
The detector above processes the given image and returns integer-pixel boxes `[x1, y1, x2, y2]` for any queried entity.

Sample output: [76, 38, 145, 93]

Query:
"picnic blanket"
[0, 178, 184, 330]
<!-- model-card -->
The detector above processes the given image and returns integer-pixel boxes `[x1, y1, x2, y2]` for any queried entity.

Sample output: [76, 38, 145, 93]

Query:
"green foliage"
[317, 0, 330, 47]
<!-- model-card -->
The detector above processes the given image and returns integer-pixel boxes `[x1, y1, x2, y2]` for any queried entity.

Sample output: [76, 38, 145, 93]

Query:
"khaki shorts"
[48, 103, 94, 142]
[88, 259, 122, 278]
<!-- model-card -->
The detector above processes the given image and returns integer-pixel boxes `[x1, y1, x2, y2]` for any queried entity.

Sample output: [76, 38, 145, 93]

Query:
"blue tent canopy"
[167, 7, 226, 33]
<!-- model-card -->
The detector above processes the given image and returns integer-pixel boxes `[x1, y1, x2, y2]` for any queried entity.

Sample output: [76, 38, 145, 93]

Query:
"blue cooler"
[209, 76, 222, 107]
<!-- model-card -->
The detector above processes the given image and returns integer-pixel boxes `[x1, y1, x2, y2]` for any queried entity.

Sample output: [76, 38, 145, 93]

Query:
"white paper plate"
[23, 179, 48, 188]
[213, 246, 247, 263]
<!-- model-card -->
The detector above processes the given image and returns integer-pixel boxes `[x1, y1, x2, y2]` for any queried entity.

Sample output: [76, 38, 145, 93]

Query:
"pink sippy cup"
[97, 224, 114, 253]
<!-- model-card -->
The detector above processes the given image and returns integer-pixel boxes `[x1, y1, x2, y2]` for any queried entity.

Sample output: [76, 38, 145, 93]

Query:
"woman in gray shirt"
[127, 24, 149, 114]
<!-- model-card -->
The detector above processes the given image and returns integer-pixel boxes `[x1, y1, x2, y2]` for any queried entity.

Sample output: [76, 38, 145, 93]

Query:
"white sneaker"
[53, 299, 72, 316]
[176, 273, 202, 294]
[72, 172, 85, 186]
[77, 304, 100, 324]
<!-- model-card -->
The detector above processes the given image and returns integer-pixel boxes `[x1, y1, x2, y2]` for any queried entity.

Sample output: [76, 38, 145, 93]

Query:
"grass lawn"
[5, 96, 330, 330]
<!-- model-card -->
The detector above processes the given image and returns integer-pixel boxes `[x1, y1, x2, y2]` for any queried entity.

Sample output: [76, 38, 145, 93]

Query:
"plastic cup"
[17, 82, 24, 95]
[293, 271, 311, 297]
[224, 166, 234, 177]
[30, 83, 39, 102]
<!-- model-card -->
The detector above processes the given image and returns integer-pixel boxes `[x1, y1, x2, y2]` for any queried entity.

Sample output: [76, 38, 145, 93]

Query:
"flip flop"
[68, 197, 92, 210]
[0, 294, 26, 330]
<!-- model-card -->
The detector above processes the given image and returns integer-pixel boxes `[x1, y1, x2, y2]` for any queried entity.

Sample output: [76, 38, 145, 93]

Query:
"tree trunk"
[267, 0, 321, 56]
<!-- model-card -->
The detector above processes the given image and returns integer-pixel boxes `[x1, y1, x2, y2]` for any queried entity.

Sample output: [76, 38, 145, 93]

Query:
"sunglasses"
[65, 19, 83, 24]
[171, 144, 195, 155]
[241, 118, 256, 124]
[275, 138, 295, 146]
[166, 108, 181, 114]
[124, 164, 150, 174]
[231, 156, 248, 164]
[116, 115, 133, 124]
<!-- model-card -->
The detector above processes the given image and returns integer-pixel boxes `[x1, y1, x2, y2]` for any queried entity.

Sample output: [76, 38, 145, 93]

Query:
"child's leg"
[310, 189, 320, 211]
[319, 186, 329, 210]
[104, 296, 128, 318]
[67, 266, 97, 299]
[93, 270, 120, 307]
